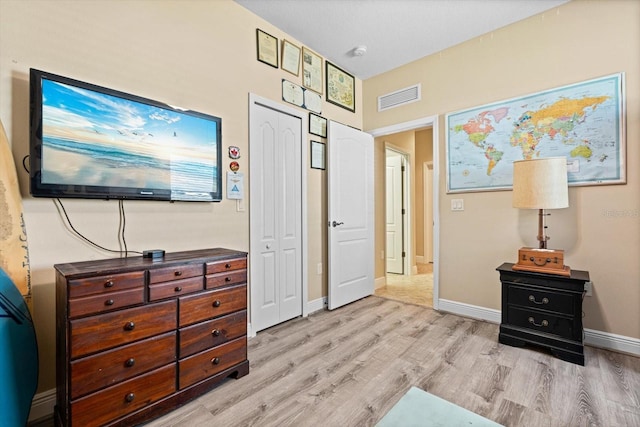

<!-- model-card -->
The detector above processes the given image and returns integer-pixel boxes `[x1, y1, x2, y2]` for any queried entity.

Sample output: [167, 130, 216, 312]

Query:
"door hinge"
[402, 251, 406, 258]
[402, 208, 405, 215]
[401, 166, 405, 172]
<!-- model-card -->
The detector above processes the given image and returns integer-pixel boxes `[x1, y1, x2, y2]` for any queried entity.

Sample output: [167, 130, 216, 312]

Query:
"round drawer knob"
[125, 392, 135, 403]
[212, 329, 221, 337]
[211, 357, 220, 365]
[225, 277, 231, 282]
[105, 299, 115, 306]
[104, 280, 114, 288]
[212, 300, 221, 308]
[174, 286, 183, 292]
[174, 271, 182, 277]
[125, 358, 135, 367]
[225, 263, 231, 269]
[124, 321, 135, 331]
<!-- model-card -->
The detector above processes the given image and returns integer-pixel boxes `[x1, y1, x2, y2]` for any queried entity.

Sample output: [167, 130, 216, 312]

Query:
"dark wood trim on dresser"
[55, 248, 249, 427]
[497, 262, 589, 366]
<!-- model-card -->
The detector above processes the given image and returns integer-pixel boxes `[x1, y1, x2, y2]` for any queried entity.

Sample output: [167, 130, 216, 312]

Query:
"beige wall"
[414, 128, 433, 259]
[0, 0, 362, 393]
[364, 0, 640, 340]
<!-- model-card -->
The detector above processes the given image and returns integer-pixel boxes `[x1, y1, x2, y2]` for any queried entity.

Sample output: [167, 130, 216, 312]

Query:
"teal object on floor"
[0, 268, 38, 427]
[377, 386, 503, 427]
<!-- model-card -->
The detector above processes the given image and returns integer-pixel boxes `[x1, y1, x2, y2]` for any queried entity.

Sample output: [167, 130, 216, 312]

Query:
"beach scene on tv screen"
[40, 79, 218, 196]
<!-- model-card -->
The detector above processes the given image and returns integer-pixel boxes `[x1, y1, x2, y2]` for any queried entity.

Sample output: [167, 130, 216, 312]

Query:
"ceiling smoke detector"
[353, 46, 367, 57]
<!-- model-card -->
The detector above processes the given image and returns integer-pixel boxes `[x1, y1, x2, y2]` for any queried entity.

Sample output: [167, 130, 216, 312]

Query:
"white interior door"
[385, 150, 403, 274]
[250, 102, 302, 332]
[328, 121, 374, 310]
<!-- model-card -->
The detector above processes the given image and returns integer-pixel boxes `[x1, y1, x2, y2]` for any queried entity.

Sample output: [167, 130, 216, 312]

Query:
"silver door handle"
[331, 221, 344, 227]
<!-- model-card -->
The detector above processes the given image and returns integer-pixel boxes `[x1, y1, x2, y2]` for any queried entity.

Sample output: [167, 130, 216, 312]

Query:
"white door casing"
[385, 150, 403, 274]
[327, 121, 375, 310]
[249, 95, 306, 334]
[424, 162, 434, 263]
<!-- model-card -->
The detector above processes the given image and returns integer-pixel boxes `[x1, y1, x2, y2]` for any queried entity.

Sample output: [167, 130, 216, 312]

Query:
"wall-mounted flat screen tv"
[29, 68, 222, 202]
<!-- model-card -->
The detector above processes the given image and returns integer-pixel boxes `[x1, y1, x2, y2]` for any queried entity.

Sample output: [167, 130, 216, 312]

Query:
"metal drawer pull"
[528, 295, 549, 305]
[212, 300, 221, 307]
[211, 357, 220, 365]
[104, 280, 114, 288]
[174, 286, 182, 292]
[528, 317, 549, 327]
[125, 358, 135, 367]
[105, 299, 115, 306]
[125, 392, 135, 403]
[124, 321, 135, 331]
[225, 277, 231, 282]
[174, 271, 182, 277]
[225, 263, 231, 269]
[212, 329, 221, 336]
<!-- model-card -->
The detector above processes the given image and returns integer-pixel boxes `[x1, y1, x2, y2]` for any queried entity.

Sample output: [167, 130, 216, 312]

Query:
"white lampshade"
[512, 157, 569, 209]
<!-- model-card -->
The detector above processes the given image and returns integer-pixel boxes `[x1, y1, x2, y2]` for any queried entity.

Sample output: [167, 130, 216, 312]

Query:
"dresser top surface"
[55, 248, 247, 278]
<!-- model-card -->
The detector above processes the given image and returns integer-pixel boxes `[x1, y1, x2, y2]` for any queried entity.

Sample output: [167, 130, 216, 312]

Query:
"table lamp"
[512, 157, 570, 276]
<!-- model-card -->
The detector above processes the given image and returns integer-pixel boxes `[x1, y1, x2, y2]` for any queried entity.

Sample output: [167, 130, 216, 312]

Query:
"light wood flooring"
[375, 263, 433, 308]
[142, 296, 639, 427]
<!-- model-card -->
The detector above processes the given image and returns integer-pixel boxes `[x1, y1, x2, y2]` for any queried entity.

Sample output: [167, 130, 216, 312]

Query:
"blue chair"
[0, 268, 38, 427]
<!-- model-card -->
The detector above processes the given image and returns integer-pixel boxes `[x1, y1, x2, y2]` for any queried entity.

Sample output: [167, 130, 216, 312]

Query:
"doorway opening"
[371, 117, 438, 309]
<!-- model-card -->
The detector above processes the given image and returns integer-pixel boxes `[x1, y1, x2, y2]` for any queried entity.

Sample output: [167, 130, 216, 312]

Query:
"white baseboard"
[436, 298, 640, 357]
[375, 276, 386, 290]
[307, 296, 327, 314]
[584, 328, 640, 356]
[28, 388, 56, 422]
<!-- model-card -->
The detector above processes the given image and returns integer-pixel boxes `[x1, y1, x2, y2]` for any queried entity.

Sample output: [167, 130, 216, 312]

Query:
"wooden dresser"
[497, 262, 589, 365]
[54, 248, 249, 427]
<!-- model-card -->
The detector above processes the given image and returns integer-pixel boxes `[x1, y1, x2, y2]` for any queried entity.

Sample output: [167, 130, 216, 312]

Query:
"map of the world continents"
[446, 73, 624, 193]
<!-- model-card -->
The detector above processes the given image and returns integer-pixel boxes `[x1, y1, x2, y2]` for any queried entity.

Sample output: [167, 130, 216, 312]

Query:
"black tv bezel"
[29, 68, 223, 202]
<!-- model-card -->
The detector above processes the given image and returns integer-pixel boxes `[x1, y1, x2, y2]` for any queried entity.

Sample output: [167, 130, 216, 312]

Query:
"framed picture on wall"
[281, 39, 301, 76]
[326, 61, 355, 112]
[256, 29, 278, 68]
[302, 47, 323, 94]
[310, 141, 325, 170]
[309, 113, 327, 138]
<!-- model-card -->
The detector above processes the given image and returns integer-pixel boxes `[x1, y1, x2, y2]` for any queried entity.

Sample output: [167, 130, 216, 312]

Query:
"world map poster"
[446, 73, 625, 193]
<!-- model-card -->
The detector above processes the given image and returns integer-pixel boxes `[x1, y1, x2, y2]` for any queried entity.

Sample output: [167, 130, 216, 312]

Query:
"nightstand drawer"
[508, 284, 575, 315]
[206, 258, 247, 274]
[508, 306, 577, 340]
[70, 332, 176, 399]
[70, 364, 175, 427]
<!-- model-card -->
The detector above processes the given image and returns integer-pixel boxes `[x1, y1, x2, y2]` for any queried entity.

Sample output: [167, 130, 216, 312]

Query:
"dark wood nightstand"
[497, 262, 589, 365]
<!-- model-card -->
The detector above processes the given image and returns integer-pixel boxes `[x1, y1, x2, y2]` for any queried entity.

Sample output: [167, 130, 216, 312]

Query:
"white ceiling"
[235, 0, 569, 80]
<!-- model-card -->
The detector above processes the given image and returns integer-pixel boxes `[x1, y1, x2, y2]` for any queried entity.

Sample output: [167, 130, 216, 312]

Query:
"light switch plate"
[451, 199, 464, 211]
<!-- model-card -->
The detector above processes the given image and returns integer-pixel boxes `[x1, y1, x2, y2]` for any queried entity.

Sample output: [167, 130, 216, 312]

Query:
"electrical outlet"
[584, 281, 593, 297]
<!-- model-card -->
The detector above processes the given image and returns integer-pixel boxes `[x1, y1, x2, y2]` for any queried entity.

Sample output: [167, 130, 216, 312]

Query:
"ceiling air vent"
[378, 84, 421, 112]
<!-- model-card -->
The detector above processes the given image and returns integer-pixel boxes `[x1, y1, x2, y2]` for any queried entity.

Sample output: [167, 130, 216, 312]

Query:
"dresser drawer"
[70, 364, 176, 427]
[70, 332, 176, 399]
[70, 300, 177, 359]
[149, 263, 203, 284]
[149, 276, 203, 301]
[508, 284, 575, 315]
[179, 337, 246, 389]
[205, 269, 247, 290]
[179, 285, 247, 327]
[179, 310, 246, 358]
[508, 306, 577, 340]
[68, 271, 145, 299]
[206, 257, 247, 274]
[69, 287, 144, 318]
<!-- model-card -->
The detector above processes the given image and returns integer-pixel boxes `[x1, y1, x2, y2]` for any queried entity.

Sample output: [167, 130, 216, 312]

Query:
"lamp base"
[513, 247, 571, 276]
